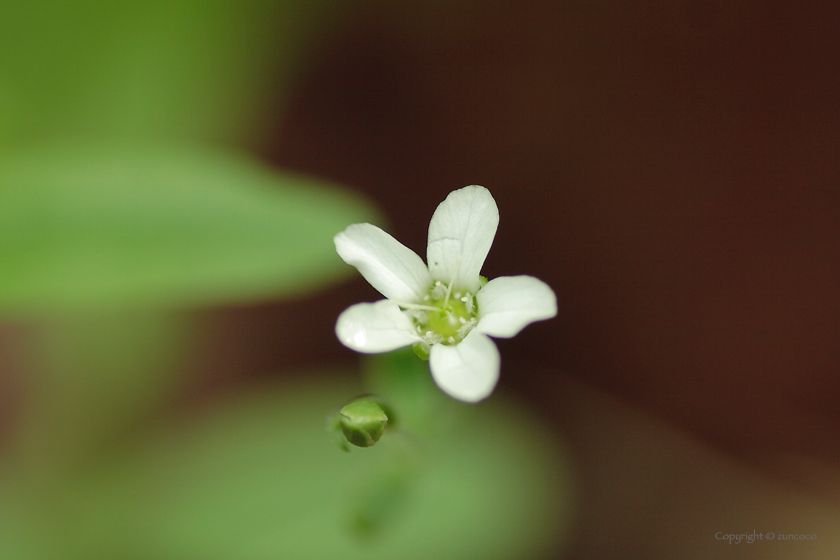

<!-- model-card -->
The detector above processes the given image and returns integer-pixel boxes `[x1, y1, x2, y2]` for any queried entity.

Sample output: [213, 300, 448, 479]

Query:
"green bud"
[339, 400, 388, 448]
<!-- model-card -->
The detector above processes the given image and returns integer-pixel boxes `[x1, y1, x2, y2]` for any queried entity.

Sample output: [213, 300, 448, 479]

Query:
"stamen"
[464, 297, 475, 314]
[430, 282, 447, 300]
[457, 318, 478, 339]
[443, 256, 462, 308]
[459, 317, 467, 324]
[448, 336, 456, 344]
[394, 301, 441, 312]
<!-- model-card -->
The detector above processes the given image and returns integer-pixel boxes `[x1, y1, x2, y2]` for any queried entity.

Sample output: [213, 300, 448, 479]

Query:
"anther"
[448, 336, 455, 344]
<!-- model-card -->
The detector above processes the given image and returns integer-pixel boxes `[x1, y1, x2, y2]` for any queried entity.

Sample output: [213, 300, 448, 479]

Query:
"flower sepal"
[412, 342, 430, 361]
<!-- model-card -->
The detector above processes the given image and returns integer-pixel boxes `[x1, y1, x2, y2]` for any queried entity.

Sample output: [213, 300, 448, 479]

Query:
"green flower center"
[411, 281, 479, 351]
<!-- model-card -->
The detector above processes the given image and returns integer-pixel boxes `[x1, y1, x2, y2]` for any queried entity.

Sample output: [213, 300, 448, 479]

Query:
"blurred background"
[2, 1, 839, 558]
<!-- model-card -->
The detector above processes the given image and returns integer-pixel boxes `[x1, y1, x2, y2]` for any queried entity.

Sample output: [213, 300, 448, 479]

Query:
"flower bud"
[339, 400, 389, 448]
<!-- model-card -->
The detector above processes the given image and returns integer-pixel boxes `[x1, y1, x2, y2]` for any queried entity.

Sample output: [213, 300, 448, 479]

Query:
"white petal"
[336, 300, 420, 353]
[428, 331, 500, 402]
[335, 223, 433, 302]
[427, 185, 499, 293]
[475, 275, 557, 338]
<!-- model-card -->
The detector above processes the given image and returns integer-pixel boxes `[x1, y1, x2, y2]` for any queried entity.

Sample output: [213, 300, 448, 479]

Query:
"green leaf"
[0, 311, 193, 560]
[0, 141, 378, 314]
[13, 376, 574, 560]
[12, 311, 190, 473]
[0, 0, 346, 145]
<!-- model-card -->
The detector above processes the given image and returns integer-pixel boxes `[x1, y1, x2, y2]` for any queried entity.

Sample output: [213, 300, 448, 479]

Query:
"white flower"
[334, 185, 557, 403]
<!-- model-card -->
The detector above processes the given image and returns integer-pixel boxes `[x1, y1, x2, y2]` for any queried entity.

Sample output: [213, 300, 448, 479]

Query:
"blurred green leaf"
[0, 141, 377, 314]
[0, 0, 345, 145]
[12, 311, 189, 473]
[18, 376, 574, 560]
[0, 312, 192, 560]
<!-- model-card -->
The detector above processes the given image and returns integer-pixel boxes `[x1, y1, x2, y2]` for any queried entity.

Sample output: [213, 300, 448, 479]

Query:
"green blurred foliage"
[0, 375, 575, 560]
[12, 311, 189, 472]
[0, 140, 376, 314]
[0, 0, 344, 146]
[0, 0, 366, 315]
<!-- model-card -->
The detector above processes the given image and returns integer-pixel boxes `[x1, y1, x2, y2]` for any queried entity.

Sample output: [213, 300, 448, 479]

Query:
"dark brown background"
[201, 1, 840, 557]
